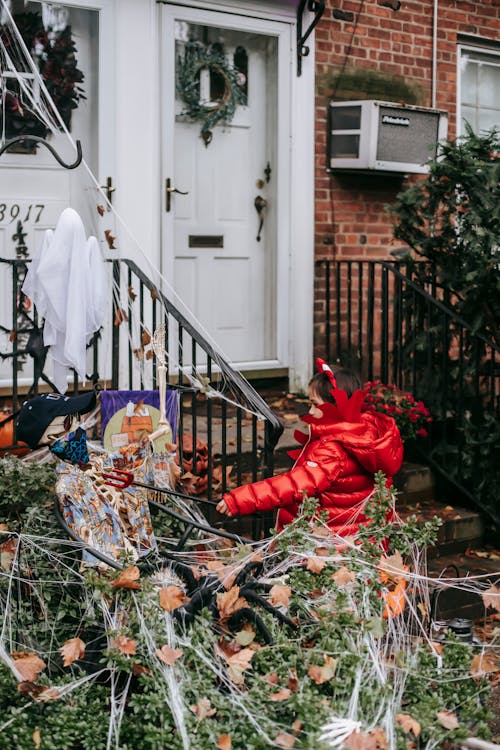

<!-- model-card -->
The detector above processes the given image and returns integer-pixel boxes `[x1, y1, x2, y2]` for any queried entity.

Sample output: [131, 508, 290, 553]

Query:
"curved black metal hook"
[0, 136, 83, 169]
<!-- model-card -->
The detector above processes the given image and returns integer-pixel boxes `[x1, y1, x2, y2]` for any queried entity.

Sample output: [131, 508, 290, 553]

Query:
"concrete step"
[398, 499, 484, 556]
[393, 461, 435, 504]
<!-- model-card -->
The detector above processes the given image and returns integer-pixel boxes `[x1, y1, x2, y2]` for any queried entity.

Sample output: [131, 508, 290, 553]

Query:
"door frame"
[159, 0, 315, 391]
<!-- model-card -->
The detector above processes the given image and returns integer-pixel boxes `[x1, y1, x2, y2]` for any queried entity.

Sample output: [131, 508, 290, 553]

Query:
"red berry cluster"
[362, 381, 432, 442]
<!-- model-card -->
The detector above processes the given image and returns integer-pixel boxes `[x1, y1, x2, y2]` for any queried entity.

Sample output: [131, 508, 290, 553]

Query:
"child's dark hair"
[309, 367, 362, 402]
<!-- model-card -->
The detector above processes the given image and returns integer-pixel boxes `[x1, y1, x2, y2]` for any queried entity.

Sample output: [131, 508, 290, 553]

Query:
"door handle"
[254, 195, 267, 242]
[165, 178, 189, 212]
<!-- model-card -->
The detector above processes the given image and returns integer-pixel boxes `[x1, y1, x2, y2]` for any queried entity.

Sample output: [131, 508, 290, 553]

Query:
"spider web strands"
[0, 480, 499, 748]
[0, 2, 270, 425]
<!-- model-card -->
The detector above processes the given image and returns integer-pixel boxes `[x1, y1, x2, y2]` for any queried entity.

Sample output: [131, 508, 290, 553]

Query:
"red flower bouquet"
[362, 381, 432, 442]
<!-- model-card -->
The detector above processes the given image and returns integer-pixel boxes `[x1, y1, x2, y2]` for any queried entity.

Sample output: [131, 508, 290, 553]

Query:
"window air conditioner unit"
[328, 100, 448, 174]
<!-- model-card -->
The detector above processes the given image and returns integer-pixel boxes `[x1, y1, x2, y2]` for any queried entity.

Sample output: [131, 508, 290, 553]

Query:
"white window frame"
[457, 43, 500, 137]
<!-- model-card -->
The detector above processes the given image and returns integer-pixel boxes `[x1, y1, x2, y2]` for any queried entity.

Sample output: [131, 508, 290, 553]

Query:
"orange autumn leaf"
[396, 713, 421, 737]
[308, 655, 337, 684]
[370, 727, 388, 749]
[9, 329, 16, 343]
[275, 733, 296, 749]
[378, 550, 408, 584]
[112, 566, 141, 590]
[113, 307, 128, 327]
[264, 671, 279, 685]
[216, 586, 248, 619]
[269, 584, 291, 608]
[471, 652, 499, 677]
[12, 653, 46, 683]
[104, 229, 116, 249]
[159, 585, 186, 612]
[225, 647, 254, 685]
[145, 349, 154, 360]
[344, 730, 377, 749]
[436, 710, 459, 730]
[292, 720, 303, 734]
[217, 734, 232, 750]
[156, 645, 183, 666]
[287, 668, 299, 692]
[36, 686, 61, 703]
[132, 662, 151, 676]
[128, 285, 137, 301]
[306, 556, 326, 574]
[332, 566, 356, 586]
[113, 635, 137, 656]
[482, 584, 500, 612]
[269, 687, 292, 702]
[97, 204, 105, 216]
[430, 641, 444, 655]
[60, 637, 85, 667]
[190, 696, 216, 719]
[141, 329, 151, 347]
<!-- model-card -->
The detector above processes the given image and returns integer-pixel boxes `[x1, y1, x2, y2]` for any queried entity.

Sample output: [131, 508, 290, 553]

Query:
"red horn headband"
[315, 358, 337, 389]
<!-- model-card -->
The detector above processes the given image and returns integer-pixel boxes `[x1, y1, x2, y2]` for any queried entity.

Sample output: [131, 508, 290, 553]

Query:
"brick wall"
[313, 0, 500, 356]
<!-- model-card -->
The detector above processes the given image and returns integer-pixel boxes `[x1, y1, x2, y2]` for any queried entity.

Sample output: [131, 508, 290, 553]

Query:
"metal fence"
[315, 259, 500, 527]
[1, 256, 284, 536]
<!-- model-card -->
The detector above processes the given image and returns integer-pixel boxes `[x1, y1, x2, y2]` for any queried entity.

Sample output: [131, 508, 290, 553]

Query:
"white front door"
[161, 7, 290, 367]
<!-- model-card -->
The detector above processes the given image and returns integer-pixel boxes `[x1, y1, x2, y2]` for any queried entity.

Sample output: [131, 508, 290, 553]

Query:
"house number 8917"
[0, 204, 45, 223]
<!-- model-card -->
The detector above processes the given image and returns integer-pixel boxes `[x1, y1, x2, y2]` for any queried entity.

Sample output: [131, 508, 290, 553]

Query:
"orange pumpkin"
[0, 412, 29, 456]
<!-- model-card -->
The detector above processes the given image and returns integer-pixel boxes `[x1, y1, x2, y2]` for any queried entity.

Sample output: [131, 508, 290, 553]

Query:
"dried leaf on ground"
[112, 566, 141, 590]
[269, 584, 291, 608]
[217, 734, 231, 750]
[471, 652, 500, 676]
[275, 733, 296, 748]
[225, 647, 254, 685]
[269, 687, 292, 702]
[113, 635, 137, 656]
[159, 585, 186, 611]
[436, 710, 459, 730]
[308, 655, 337, 684]
[12, 653, 46, 683]
[234, 625, 256, 646]
[396, 713, 421, 737]
[60, 637, 85, 666]
[332, 566, 356, 586]
[32, 729, 41, 748]
[190, 697, 216, 720]
[156, 645, 183, 666]
[482, 584, 500, 612]
[378, 550, 407, 584]
[306, 556, 326, 574]
[216, 586, 248, 619]
[287, 668, 299, 692]
[344, 730, 377, 749]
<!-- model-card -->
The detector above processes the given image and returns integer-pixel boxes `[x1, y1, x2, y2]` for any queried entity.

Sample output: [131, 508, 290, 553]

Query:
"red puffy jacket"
[222, 410, 403, 536]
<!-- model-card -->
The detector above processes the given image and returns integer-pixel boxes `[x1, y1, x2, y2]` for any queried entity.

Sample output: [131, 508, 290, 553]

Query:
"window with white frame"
[459, 47, 500, 135]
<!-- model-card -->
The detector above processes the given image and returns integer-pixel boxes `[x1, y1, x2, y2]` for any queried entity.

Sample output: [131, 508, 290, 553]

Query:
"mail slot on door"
[188, 235, 224, 248]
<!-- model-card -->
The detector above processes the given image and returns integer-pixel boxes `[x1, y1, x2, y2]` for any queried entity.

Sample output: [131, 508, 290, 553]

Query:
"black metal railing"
[1, 257, 283, 535]
[315, 259, 500, 527]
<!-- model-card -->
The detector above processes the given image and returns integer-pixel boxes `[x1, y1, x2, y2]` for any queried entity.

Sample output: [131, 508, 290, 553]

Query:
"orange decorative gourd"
[0, 412, 29, 456]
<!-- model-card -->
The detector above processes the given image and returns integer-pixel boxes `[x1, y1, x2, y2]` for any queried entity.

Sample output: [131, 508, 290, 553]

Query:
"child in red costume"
[216, 360, 403, 536]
